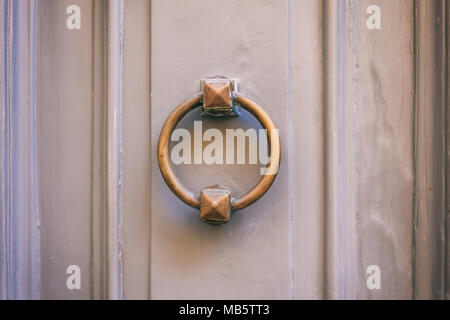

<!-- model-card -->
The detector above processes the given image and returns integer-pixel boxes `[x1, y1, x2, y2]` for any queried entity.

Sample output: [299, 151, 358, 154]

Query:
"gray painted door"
[0, 0, 448, 299]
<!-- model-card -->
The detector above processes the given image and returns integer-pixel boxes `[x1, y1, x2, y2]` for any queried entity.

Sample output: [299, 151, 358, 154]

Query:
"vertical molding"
[290, 0, 325, 299]
[446, 0, 450, 301]
[106, 0, 124, 300]
[0, 0, 40, 299]
[322, 0, 359, 299]
[414, 0, 447, 300]
[0, 0, 9, 300]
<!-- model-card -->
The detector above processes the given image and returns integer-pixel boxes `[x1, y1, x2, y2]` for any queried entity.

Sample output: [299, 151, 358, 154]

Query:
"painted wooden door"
[0, 0, 448, 299]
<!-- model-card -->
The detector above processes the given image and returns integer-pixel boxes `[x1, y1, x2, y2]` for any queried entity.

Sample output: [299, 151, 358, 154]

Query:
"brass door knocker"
[157, 76, 281, 225]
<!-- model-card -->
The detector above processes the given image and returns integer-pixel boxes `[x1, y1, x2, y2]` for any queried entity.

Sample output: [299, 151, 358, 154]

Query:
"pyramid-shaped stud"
[203, 81, 231, 108]
[200, 185, 231, 225]
[202, 78, 233, 116]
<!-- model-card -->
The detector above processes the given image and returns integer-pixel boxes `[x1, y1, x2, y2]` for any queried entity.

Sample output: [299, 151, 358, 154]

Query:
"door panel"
[0, 0, 448, 300]
[36, 0, 97, 299]
[353, 0, 414, 299]
[150, 0, 291, 299]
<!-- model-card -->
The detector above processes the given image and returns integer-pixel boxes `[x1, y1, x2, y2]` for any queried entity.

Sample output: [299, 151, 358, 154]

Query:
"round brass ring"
[157, 92, 281, 211]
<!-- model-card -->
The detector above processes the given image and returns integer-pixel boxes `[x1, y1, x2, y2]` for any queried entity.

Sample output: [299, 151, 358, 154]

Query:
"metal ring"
[157, 92, 281, 211]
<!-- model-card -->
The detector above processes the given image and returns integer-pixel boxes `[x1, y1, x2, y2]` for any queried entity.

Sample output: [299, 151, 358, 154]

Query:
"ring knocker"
[157, 76, 281, 225]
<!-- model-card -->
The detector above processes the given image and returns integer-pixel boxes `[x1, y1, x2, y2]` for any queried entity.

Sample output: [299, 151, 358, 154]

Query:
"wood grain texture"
[2, 0, 447, 300]
[106, 0, 124, 300]
[121, 0, 151, 300]
[447, 0, 450, 301]
[90, 0, 107, 300]
[353, 0, 414, 299]
[0, 0, 7, 299]
[151, 0, 290, 299]
[323, 0, 359, 299]
[414, 0, 447, 299]
[0, 0, 40, 300]
[289, 0, 324, 299]
[323, 0, 415, 299]
[37, 0, 96, 299]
